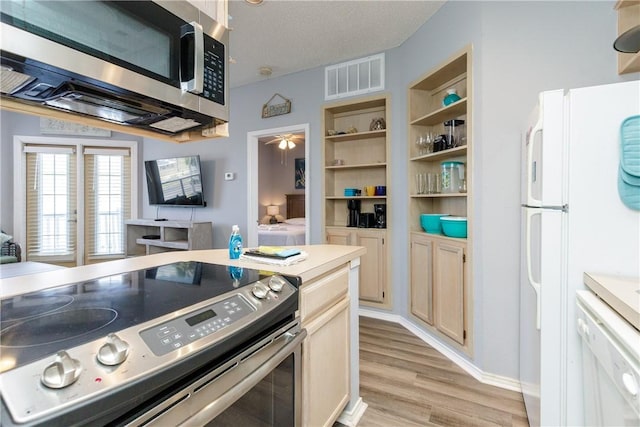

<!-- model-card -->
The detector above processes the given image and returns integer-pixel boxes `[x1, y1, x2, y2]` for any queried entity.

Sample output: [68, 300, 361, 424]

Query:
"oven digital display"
[186, 309, 216, 326]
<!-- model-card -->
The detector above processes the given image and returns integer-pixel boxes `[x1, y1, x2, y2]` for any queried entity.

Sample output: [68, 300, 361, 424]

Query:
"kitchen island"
[0, 245, 367, 427]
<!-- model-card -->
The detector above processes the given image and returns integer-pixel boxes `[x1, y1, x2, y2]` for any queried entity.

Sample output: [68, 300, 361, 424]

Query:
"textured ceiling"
[227, 0, 445, 88]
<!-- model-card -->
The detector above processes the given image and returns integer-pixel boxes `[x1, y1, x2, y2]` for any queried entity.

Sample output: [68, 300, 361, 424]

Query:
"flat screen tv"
[145, 155, 206, 207]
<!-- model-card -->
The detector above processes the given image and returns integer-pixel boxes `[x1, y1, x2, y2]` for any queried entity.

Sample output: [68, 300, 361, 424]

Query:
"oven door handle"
[182, 328, 306, 426]
[130, 326, 307, 427]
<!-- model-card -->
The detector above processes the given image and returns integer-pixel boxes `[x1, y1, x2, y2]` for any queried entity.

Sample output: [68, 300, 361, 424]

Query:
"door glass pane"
[207, 355, 295, 426]
[25, 151, 76, 261]
[92, 155, 125, 256]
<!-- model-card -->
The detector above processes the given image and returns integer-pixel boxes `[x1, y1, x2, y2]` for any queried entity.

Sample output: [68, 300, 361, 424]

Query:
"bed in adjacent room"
[257, 219, 306, 246]
[258, 194, 306, 246]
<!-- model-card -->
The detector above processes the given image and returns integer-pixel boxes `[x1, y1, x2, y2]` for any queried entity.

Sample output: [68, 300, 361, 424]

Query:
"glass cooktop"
[0, 262, 281, 372]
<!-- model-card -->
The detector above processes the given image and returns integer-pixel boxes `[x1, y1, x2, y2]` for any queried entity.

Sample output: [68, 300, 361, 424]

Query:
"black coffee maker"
[374, 203, 386, 228]
[347, 199, 361, 227]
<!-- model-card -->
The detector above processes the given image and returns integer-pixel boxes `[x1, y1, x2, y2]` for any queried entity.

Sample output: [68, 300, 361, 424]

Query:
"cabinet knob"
[41, 351, 82, 389]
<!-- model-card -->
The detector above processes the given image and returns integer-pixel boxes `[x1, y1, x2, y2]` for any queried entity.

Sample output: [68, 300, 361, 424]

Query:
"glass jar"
[441, 161, 465, 194]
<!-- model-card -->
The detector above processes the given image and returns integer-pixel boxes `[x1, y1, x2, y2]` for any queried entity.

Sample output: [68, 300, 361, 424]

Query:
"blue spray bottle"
[229, 225, 243, 259]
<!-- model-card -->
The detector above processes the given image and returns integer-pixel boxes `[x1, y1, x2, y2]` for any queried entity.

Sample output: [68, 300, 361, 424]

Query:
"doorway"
[246, 123, 310, 248]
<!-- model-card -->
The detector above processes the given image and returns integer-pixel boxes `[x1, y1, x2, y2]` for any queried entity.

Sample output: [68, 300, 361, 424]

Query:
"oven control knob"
[268, 276, 286, 292]
[252, 281, 270, 299]
[97, 333, 130, 366]
[41, 351, 82, 389]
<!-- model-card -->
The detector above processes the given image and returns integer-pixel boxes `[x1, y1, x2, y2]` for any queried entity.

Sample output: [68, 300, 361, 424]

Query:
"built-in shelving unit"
[408, 46, 474, 355]
[125, 219, 213, 257]
[322, 94, 391, 308]
[615, 1, 640, 75]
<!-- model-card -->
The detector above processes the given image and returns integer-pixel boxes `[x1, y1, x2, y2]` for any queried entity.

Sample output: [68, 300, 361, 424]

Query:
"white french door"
[24, 146, 78, 264]
[14, 136, 138, 266]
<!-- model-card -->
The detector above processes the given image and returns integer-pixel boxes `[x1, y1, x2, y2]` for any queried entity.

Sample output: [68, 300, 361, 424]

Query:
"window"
[25, 148, 77, 261]
[85, 148, 132, 260]
[15, 137, 138, 266]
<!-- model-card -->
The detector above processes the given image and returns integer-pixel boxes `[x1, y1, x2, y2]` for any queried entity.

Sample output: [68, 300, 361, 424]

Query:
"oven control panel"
[140, 295, 255, 356]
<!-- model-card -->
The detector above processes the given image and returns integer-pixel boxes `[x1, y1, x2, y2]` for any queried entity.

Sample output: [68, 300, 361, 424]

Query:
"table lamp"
[267, 205, 280, 224]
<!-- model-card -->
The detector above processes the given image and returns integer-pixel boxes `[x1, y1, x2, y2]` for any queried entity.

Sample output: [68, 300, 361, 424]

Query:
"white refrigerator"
[519, 80, 640, 426]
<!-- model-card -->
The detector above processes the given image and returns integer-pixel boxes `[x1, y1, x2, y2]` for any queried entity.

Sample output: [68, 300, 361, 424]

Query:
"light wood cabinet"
[125, 219, 213, 257]
[410, 232, 468, 346]
[326, 227, 352, 246]
[300, 266, 350, 427]
[410, 233, 434, 325]
[434, 239, 466, 344]
[322, 94, 391, 308]
[355, 230, 386, 303]
[407, 46, 473, 355]
[615, 1, 640, 75]
[326, 227, 386, 304]
[186, 0, 228, 26]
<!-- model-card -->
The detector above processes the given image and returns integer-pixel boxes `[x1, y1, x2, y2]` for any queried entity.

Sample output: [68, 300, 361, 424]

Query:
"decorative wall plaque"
[262, 93, 291, 118]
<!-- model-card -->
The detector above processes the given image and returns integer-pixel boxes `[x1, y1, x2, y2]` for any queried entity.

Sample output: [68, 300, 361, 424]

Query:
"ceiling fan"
[264, 134, 304, 150]
[264, 133, 304, 165]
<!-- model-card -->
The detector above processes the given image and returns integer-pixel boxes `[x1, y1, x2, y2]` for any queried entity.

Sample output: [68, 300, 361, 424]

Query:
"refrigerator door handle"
[526, 114, 544, 207]
[526, 209, 542, 330]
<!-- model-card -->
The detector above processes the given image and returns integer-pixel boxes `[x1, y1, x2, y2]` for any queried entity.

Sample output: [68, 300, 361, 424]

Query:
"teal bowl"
[441, 216, 468, 238]
[420, 213, 450, 233]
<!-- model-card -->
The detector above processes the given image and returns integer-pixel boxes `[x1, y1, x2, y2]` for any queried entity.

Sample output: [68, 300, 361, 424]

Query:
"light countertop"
[0, 245, 366, 299]
[583, 272, 640, 330]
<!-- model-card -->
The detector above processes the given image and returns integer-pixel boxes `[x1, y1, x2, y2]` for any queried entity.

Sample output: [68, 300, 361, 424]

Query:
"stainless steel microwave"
[0, 1, 228, 136]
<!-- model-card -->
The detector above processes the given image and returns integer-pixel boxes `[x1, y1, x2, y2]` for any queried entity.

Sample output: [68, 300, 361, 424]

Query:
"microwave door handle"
[181, 21, 204, 94]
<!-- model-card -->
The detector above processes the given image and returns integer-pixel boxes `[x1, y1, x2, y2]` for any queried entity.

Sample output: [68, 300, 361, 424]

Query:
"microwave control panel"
[202, 34, 225, 105]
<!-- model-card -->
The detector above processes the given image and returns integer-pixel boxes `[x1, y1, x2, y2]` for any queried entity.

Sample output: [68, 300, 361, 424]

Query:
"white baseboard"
[337, 397, 368, 427]
[358, 308, 522, 393]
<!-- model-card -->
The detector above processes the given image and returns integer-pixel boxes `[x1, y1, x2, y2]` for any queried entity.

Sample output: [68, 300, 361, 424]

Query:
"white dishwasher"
[576, 274, 640, 426]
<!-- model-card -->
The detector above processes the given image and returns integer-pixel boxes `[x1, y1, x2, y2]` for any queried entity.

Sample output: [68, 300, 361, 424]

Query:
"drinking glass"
[427, 173, 441, 194]
[415, 173, 426, 194]
[425, 132, 433, 154]
[415, 135, 424, 156]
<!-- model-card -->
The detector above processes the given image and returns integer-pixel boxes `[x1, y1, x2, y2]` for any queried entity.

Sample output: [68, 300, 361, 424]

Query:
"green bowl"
[441, 216, 467, 238]
[420, 214, 450, 233]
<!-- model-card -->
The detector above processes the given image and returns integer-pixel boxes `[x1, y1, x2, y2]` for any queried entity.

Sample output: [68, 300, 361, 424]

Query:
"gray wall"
[1, 1, 635, 382]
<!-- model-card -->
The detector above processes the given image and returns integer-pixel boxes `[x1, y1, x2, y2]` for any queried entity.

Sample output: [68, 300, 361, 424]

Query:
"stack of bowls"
[420, 213, 450, 234]
[440, 216, 468, 238]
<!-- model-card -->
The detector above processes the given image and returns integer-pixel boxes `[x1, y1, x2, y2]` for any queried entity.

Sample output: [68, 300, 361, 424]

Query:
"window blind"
[25, 149, 77, 261]
[84, 148, 131, 261]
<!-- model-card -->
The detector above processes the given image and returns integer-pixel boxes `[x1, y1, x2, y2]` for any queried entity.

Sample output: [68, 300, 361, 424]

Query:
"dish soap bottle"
[442, 88, 461, 106]
[229, 225, 243, 259]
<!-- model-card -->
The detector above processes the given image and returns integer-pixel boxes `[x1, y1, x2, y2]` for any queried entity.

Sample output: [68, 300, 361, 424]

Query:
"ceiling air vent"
[325, 53, 385, 101]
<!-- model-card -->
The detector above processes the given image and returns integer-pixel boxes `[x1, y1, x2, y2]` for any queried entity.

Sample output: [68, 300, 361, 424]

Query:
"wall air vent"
[325, 53, 385, 101]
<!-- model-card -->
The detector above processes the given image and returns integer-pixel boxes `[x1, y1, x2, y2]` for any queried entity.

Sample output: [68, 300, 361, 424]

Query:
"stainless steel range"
[0, 261, 305, 426]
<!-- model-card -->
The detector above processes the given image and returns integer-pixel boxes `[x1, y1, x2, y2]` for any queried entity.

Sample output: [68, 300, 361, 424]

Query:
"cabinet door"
[434, 241, 465, 344]
[356, 231, 386, 303]
[326, 228, 351, 245]
[302, 297, 350, 427]
[410, 234, 434, 325]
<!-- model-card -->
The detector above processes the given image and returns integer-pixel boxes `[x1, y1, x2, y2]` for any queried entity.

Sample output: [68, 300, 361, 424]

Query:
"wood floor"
[353, 316, 530, 427]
